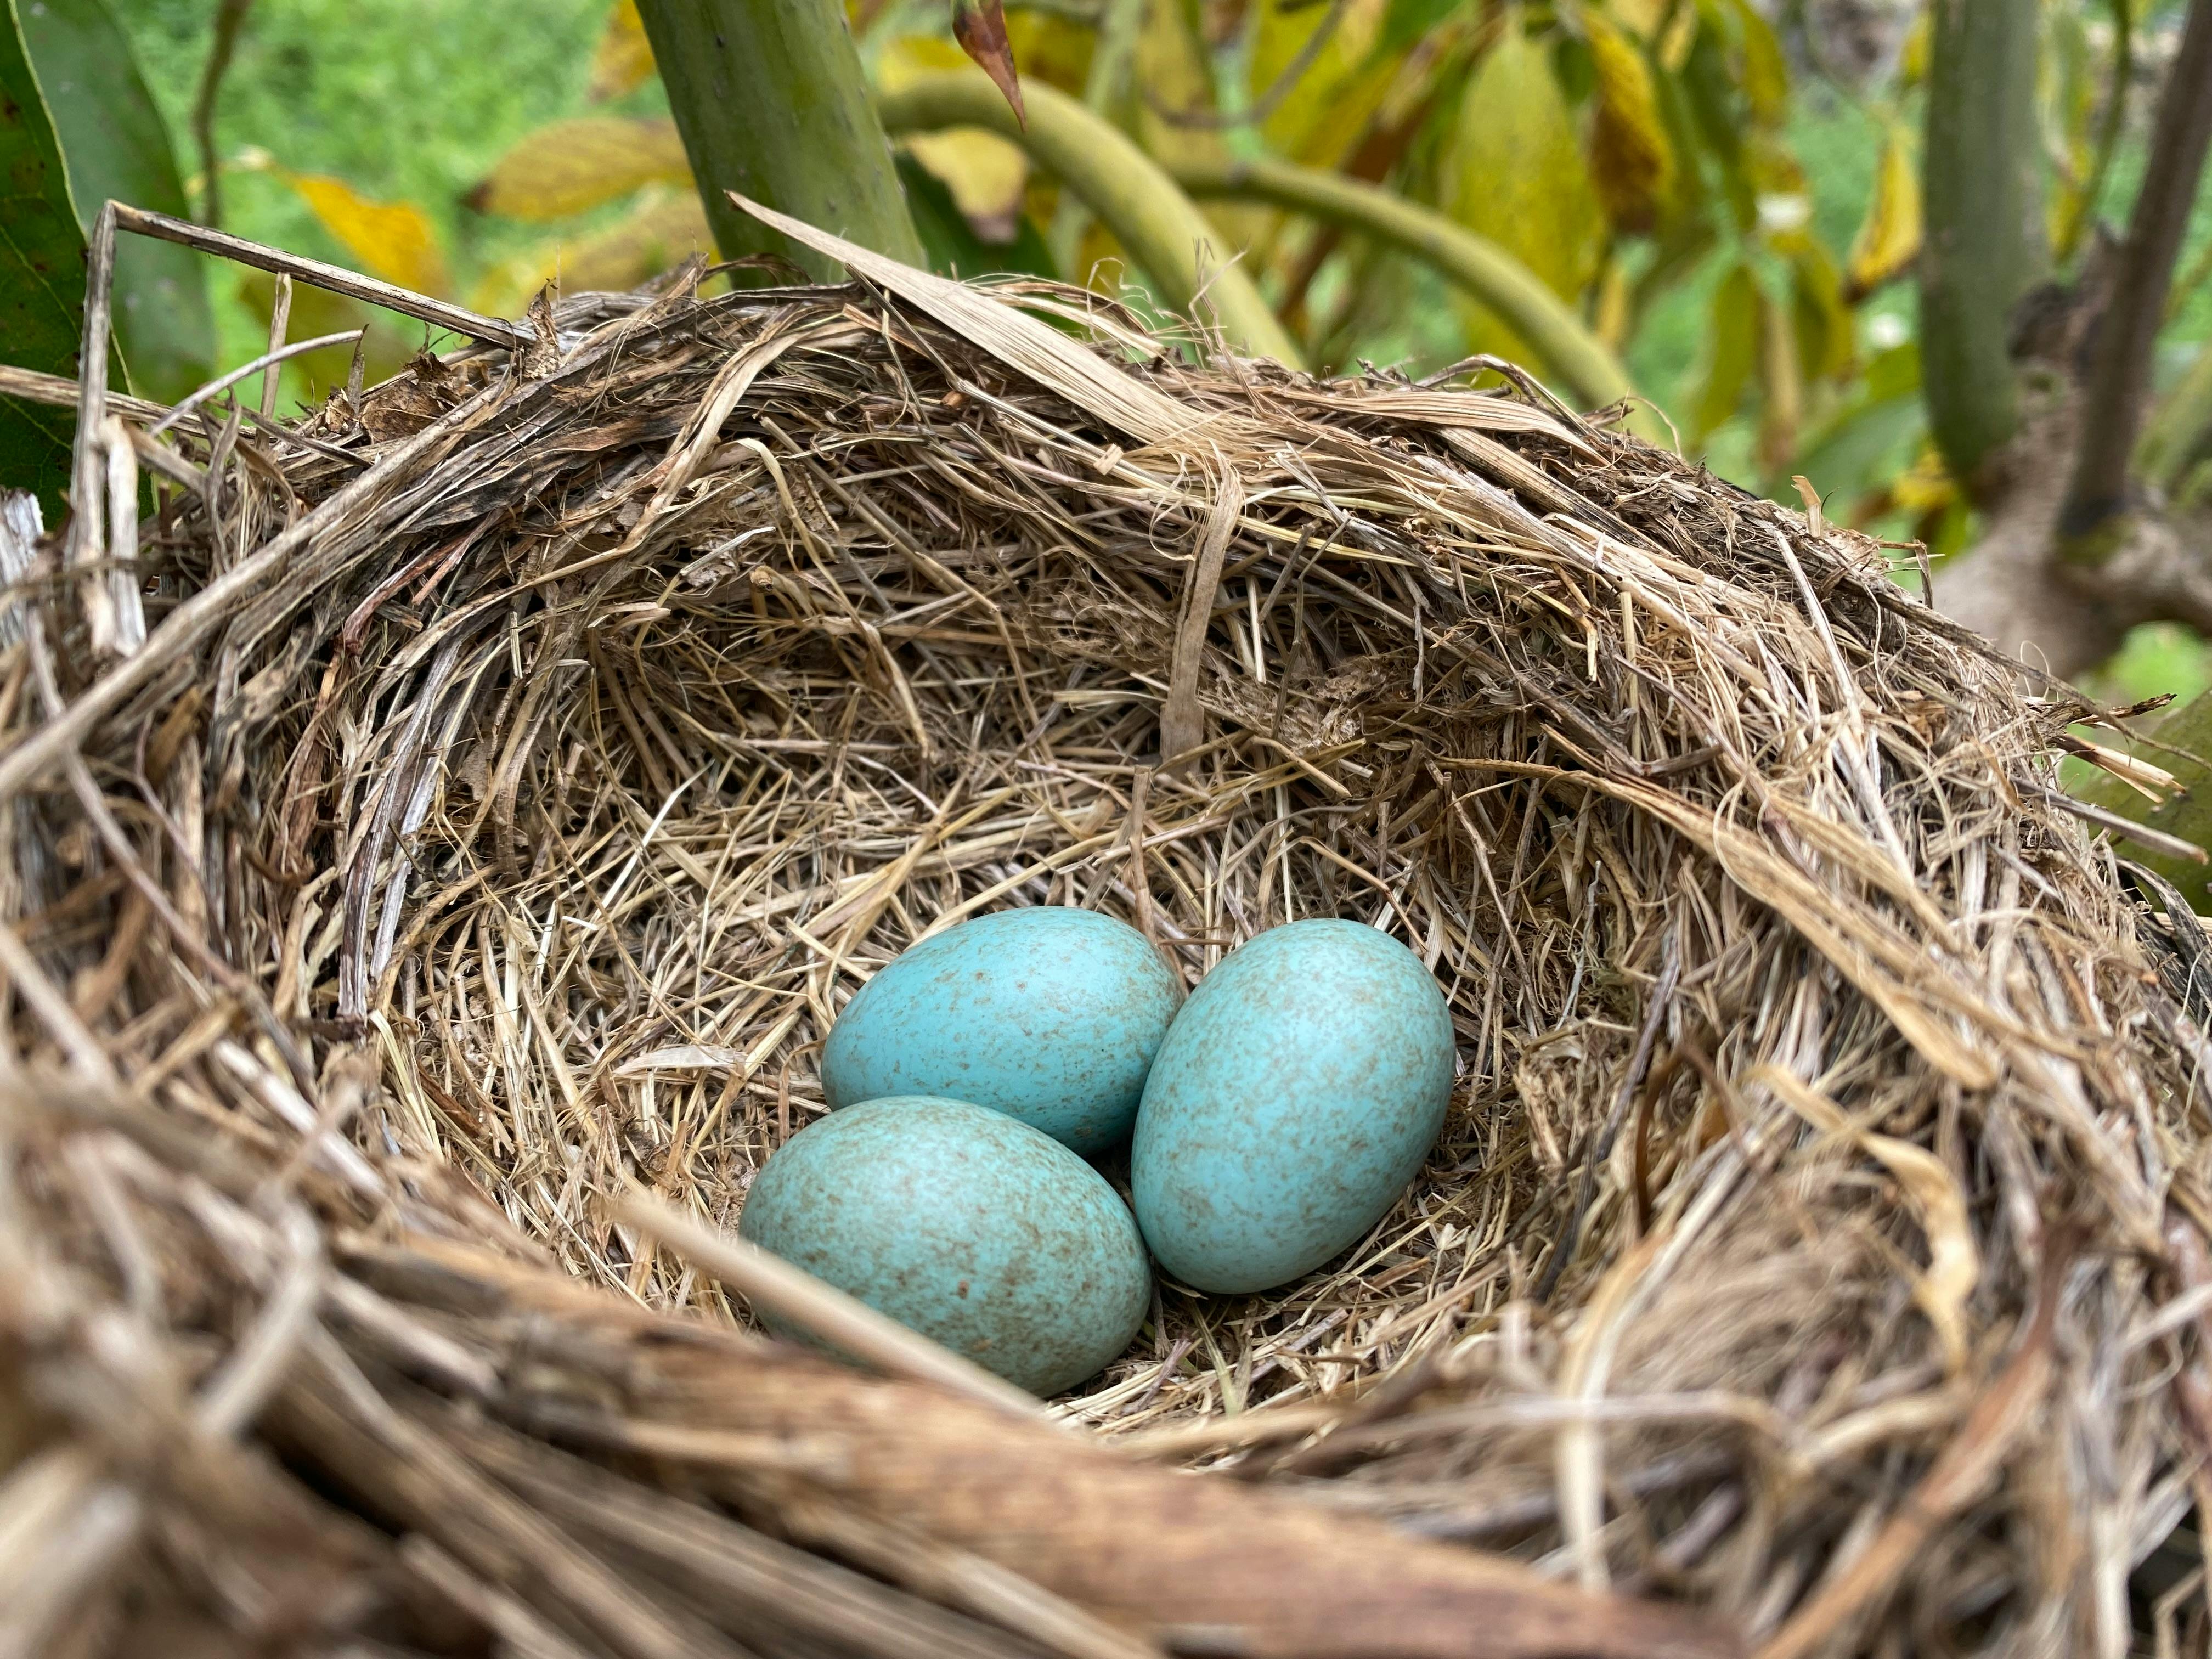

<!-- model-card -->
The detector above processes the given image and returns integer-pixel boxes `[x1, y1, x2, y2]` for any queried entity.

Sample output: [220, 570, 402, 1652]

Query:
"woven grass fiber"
[3, 203, 2211, 1659]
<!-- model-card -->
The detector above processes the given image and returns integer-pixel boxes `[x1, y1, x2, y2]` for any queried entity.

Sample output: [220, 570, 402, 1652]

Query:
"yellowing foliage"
[1848, 119, 1922, 296]
[247, 158, 451, 297]
[472, 188, 713, 317]
[1249, 0, 1400, 171]
[589, 0, 654, 102]
[1585, 14, 1675, 234]
[467, 117, 692, 221]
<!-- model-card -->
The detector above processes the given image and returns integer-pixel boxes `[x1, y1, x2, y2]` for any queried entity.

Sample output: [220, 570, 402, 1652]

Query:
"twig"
[146, 330, 365, 439]
[110, 201, 532, 350]
[1755, 1231, 2073, 1659]
[2061, 0, 2212, 535]
[1534, 925, 1681, 1304]
[66, 204, 118, 653]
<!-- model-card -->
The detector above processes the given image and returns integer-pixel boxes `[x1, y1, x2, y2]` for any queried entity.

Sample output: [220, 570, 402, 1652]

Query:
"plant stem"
[877, 70, 1302, 365]
[2061, 0, 2212, 540]
[1046, 0, 1147, 279]
[1919, 0, 2043, 493]
[190, 0, 253, 228]
[1168, 155, 1639, 418]
[637, 0, 922, 279]
[2055, 0, 2134, 264]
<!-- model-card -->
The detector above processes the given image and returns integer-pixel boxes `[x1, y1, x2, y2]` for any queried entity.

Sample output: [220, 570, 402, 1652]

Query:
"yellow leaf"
[1847, 119, 1921, 296]
[590, 0, 656, 101]
[266, 167, 450, 297]
[470, 188, 713, 318]
[1754, 1066, 1978, 1375]
[466, 117, 692, 221]
[1446, 24, 1606, 364]
[1585, 13, 1675, 235]
[1249, 0, 1400, 171]
[1607, 0, 1669, 35]
[1725, 0, 1788, 126]
[878, 37, 1029, 236]
[1899, 9, 1929, 87]
[1891, 446, 1956, 516]
[1002, 6, 1092, 94]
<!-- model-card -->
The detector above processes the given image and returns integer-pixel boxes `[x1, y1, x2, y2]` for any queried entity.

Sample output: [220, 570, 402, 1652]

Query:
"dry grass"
[2, 203, 2211, 1657]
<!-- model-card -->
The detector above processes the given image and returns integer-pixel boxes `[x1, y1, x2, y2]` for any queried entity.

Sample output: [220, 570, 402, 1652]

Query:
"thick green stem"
[1918, 0, 2042, 493]
[637, 0, 922, 279]
[1170, 155, 1641, 421]
[877, 70, 1302, 365]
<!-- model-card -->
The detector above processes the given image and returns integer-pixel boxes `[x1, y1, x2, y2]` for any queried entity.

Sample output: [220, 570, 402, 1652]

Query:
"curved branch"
[1167, 155, 1639, 417]
[2062, 0, 2212, 539]
[877, 71, 1302, 366]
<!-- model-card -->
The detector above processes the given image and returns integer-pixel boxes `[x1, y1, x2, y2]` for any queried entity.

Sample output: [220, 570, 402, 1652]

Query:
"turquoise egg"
[737, 1095, 1152, 1395]
[820, 906, 1182, 1154]
[1131, 919, 1457, 1294]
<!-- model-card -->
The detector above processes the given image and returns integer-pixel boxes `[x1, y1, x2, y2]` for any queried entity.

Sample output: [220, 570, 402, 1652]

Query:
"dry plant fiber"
[1, 193, 2210, 1658]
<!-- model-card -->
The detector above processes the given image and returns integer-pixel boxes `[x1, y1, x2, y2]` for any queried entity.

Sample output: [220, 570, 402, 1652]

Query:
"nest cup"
[2, 210, 2209, 1658]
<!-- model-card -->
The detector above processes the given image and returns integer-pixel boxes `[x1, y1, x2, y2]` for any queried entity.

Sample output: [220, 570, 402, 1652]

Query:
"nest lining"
[2, 228, 2209, 1658]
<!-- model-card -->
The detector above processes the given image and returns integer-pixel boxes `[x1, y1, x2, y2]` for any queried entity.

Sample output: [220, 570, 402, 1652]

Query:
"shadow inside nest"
[8, 217, 2211, 1655]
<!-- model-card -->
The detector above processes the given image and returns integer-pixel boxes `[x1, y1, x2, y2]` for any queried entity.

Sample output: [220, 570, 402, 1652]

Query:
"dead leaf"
[951, 0, 1025, 126]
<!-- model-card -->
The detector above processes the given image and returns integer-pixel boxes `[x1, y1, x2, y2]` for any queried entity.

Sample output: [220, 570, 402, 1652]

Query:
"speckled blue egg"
[737, 1096, 1152, 1395]
[1131, 919, 1457, 1294]
[820, 907, 1182, 1154]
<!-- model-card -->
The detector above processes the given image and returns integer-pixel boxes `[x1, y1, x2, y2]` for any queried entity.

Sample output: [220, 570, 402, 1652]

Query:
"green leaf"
[1722, 0, 1786, 125]
[1795, 374, 1925, 509]
[1788, 240, 1852, 385]
[1690, 261, 1759, 441]
[1249, 0, 1401, 171]
[896, 151, 1055, 281]
[1584, 12, 1675, 235]
[0, 0, 83, 518]
[1382, 0, 1462, 54]
[19, 0, 213, 403]
[1444, 21, 1605, 366]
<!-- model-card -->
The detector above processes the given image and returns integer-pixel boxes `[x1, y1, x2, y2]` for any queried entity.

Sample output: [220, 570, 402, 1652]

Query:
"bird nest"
[3, 206, 2210, 1659]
